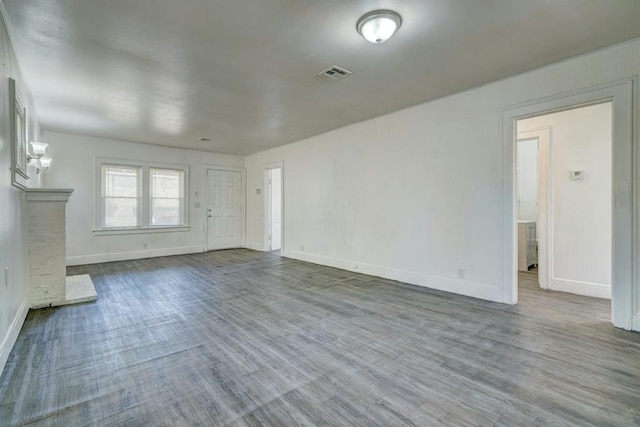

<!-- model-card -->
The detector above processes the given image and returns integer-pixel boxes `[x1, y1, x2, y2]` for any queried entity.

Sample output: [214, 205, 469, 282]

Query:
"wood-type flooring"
[1, 250, 638, 426]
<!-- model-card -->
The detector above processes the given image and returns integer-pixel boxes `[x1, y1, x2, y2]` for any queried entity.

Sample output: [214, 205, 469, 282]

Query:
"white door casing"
[502, 79, 634, 330]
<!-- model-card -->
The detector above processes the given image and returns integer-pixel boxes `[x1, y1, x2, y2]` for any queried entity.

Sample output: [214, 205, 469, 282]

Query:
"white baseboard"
[243, 241, 265, 252]
[548, 278, 611, 299]
[0, 297, 29, 376]
[66, 245, 204, 266]
[632, 313, 640, 332]
[283, 250, 501, 302]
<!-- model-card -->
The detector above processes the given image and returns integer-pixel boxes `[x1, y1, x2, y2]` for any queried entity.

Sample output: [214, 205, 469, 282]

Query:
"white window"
[150, 168, 184, 226]
[102, 164, 141, 228]
[97, 159, 188, 232]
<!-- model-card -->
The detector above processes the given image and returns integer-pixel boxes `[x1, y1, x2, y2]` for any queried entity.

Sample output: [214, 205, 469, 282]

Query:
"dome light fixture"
[356, 10, 402, 44]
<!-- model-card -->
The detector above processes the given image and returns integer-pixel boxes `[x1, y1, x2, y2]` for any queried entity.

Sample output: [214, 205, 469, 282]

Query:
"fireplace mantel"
[25, 188, 96, 308]
[25, 188, 74, 202]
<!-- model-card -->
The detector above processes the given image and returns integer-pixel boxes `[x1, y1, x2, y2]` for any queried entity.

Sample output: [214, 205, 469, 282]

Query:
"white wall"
[0, 9, 41, 373]
[43, 132, 244, 265]
[245, 39, 640, 307]
[517, 138, 538, 222]
[518, 103, 612, 298]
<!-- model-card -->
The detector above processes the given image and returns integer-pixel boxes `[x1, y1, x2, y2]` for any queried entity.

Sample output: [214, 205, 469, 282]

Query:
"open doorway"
[516, 102, 613, 304]
[503, 81, 634, 330]
[265, 167, 283, 254]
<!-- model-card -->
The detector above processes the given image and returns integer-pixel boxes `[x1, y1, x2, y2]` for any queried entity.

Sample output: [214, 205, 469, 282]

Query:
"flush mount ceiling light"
[356, 10, 402, 44]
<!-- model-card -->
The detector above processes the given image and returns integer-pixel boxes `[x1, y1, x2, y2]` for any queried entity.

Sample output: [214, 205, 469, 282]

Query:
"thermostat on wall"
[570, 170, 585, 180]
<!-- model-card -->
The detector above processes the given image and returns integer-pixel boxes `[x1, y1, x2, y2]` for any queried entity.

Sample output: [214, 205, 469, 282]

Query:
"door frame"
[502, 79, 635, 330]
[263, 162, 284, 255]
[203, 165, 246, 252]
[517, 128, 550, 290]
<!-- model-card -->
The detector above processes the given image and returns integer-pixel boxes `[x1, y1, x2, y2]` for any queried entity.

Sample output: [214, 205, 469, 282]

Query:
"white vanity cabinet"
[518, 221, 537, 271]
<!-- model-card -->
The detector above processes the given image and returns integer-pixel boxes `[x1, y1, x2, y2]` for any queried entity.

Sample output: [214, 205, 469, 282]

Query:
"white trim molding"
[0, 297, 29, 376]
[547, 278, 611, 299]
[633, 314, 640, 332]
[93, 226, 190, 236]
[66, 245, 203, 266]
[283, 249, 501, 302]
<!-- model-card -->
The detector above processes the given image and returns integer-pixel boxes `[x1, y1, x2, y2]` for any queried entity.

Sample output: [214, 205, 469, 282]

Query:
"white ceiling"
[3, 0, 640, 155]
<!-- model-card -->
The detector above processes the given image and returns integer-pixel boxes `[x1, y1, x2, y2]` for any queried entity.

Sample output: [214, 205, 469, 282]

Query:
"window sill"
[93, 226, 190, 236]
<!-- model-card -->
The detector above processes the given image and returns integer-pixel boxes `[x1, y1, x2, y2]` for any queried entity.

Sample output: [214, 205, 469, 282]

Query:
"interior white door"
[270, 169, 282, 251]
[207, 170, 242, 250]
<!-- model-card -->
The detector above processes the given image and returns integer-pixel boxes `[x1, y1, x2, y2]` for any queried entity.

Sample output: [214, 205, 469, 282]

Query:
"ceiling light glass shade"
[29, 141, 48, 157]
[38, 157, 52, 171]
[357, 10, 402, 44]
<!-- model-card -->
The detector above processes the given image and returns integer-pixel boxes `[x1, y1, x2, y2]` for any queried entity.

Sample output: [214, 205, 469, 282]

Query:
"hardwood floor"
[1, 249, 638, 426]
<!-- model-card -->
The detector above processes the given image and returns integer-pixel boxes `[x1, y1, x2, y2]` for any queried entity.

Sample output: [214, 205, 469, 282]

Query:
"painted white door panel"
[269, 169, 282, 251]
[207, 170, 242, 250]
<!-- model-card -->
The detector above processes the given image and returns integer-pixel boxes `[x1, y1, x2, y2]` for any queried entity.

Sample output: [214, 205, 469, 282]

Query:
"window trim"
[93, 226, 190, 236]
[95, 158, 189, 234]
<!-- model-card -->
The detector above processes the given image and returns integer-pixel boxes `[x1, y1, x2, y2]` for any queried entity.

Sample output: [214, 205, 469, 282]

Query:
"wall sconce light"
[27, 141, 52, 173]
[38, 157, 52, 172]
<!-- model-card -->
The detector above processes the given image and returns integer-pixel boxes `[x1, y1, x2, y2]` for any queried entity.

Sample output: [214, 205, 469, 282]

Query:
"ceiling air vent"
[318, 65, 353, 80]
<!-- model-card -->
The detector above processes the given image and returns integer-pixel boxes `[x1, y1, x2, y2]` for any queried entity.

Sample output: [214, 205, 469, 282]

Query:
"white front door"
[207, 170, 242, 250]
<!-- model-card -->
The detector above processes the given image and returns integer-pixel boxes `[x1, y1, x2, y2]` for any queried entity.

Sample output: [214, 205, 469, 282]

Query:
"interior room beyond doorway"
[516, 102, 612, 302]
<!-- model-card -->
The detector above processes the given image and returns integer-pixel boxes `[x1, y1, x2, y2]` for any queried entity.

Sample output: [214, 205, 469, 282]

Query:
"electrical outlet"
[457, 269, 465, 279]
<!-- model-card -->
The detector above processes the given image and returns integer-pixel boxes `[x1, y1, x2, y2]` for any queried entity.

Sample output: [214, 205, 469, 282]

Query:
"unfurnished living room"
[1, 1, 640, 425]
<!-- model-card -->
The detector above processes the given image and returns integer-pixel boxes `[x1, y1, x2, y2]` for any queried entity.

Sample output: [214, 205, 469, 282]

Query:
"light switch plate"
[570, 170, 585, 180]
